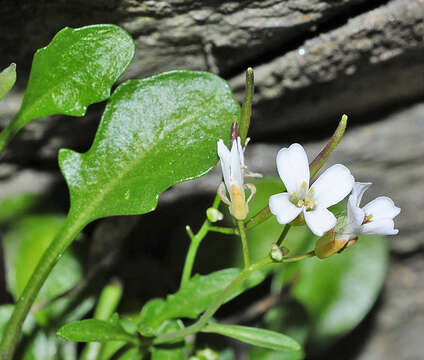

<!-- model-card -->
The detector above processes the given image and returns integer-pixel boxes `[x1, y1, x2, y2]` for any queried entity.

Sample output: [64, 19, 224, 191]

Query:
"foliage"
[0, 24, 394, 360]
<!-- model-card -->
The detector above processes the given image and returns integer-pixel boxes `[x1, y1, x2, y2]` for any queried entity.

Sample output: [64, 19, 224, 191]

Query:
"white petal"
[217, 139, 231, 190]
[311, 164, 354, 208]
[363, 196, 401, 221]
[236, 137, 245, 168]
[304, 208, 337, 237]
[269, 193, 302, 224]
[347, 194, 365, 228]
[361, 218, 399, 236]
[276, 143, 310, 194]
[230, 139, 243, 189]
[351, 182, 372, 207]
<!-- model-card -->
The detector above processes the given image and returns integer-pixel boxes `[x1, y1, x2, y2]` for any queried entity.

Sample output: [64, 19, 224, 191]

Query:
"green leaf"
[116, 348, 144, 360]
[2, 215, 82, 307]
[0, 24, 135, 150]
[248, 301, 308, 360]
[277, 235, 388, 350]
[0, 63, 16, 100]
[151, 320, 186, 360]
[202, 323, 301, 352]
[138, 267, 266, 336]
[245, 177, 389, 350]
[59, 71, 240, 224]
[57, 319, 137, 343]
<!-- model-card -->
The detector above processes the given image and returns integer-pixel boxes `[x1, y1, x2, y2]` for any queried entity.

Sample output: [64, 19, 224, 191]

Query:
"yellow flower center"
[290, 181, 316, 211]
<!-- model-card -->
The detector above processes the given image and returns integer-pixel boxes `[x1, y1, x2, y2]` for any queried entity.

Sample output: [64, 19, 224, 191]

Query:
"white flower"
[217, 137, 255, 220]
[269, 143, 354, 236]
[344, 182, 401, 237]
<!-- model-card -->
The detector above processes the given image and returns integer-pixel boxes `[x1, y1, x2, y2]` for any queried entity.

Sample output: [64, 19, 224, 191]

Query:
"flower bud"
[206, 208, 224, 222]
[270, 244, 289, 262]
[314, 230, 352, 259]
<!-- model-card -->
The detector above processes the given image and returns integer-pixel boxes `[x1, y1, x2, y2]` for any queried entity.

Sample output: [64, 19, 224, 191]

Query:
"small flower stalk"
[315, 182, 401, 258]
[269, 143, 354, 237]
[217, 136, 256, 220]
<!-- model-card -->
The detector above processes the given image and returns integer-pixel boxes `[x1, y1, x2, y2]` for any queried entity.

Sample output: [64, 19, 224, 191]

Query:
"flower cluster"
[217, 139, 401, 259]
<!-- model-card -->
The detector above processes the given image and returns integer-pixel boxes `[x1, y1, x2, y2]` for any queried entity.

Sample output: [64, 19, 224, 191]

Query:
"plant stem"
[245, 205, 272, 230]
[239, 67, 254, 145]
[0, 113, 23, 155]
[180, 220, 209, 288]
[283, 251, 315, 263]
[180, 194, 222, 288]
[154, 256, 272, 345]
[276, 225, 290, 246]
[309, 114, 347, 179]
[0, 210, 85, 360]
[237, 220, 250, 268]
[208, 226, 236, 235]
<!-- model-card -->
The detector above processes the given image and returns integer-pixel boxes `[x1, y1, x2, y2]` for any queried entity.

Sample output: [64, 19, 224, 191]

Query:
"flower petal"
[361, 218, 399, 235]
[311, 164, 354, 208]
[276, 143, 310, 194]
[347, 194, 365, 229]
[363, 196, 401, 221]
[217, 139, 231, 191]
[351, 182, 372, 207]
[236, 137, 245, 168]
[269, 192, 302, 224]
[230, 138, 243, 189]
[304, 207, 337, 237]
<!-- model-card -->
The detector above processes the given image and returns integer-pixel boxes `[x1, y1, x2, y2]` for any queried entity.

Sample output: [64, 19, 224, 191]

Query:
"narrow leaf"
[57, 319, 136, 343]
[59, 71, 240, 224]
[0, 24, 135, 150]
[202, 323, 301, 352]
[138, 268, 266, 336]
[0, 63, 16, 100]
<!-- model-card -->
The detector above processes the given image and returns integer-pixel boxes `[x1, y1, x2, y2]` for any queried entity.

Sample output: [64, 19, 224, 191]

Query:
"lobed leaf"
[202, 323, 301, 352]
[59, 71, 240, 224]
[0, 25, 135, 151]
[16, 25, 134, 126]
[138, 267, 266, 336]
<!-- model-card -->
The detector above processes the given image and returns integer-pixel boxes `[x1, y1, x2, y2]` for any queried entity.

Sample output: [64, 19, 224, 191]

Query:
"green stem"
[283, 251, 315, 263]
[180, 220, 210, 288]
[237, 220, 250, 268]
[0, 209, 86, 360]
[0, 113, 24, 155]
[245, 206, 272, 230]
[309, 114, 348, 179]
[180, 194, 222, 288]
[276, 225, 290, 247]
[208, 226, 236, 235]
[239, 67, 254, 145]
[154, 256, 272, 345]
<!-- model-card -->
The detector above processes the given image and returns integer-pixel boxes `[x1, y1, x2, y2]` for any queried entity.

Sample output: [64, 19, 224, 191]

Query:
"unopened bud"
[206, 208, 224, 222]
[315, 230, 349, 259]
[270, 244, 286, 262]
